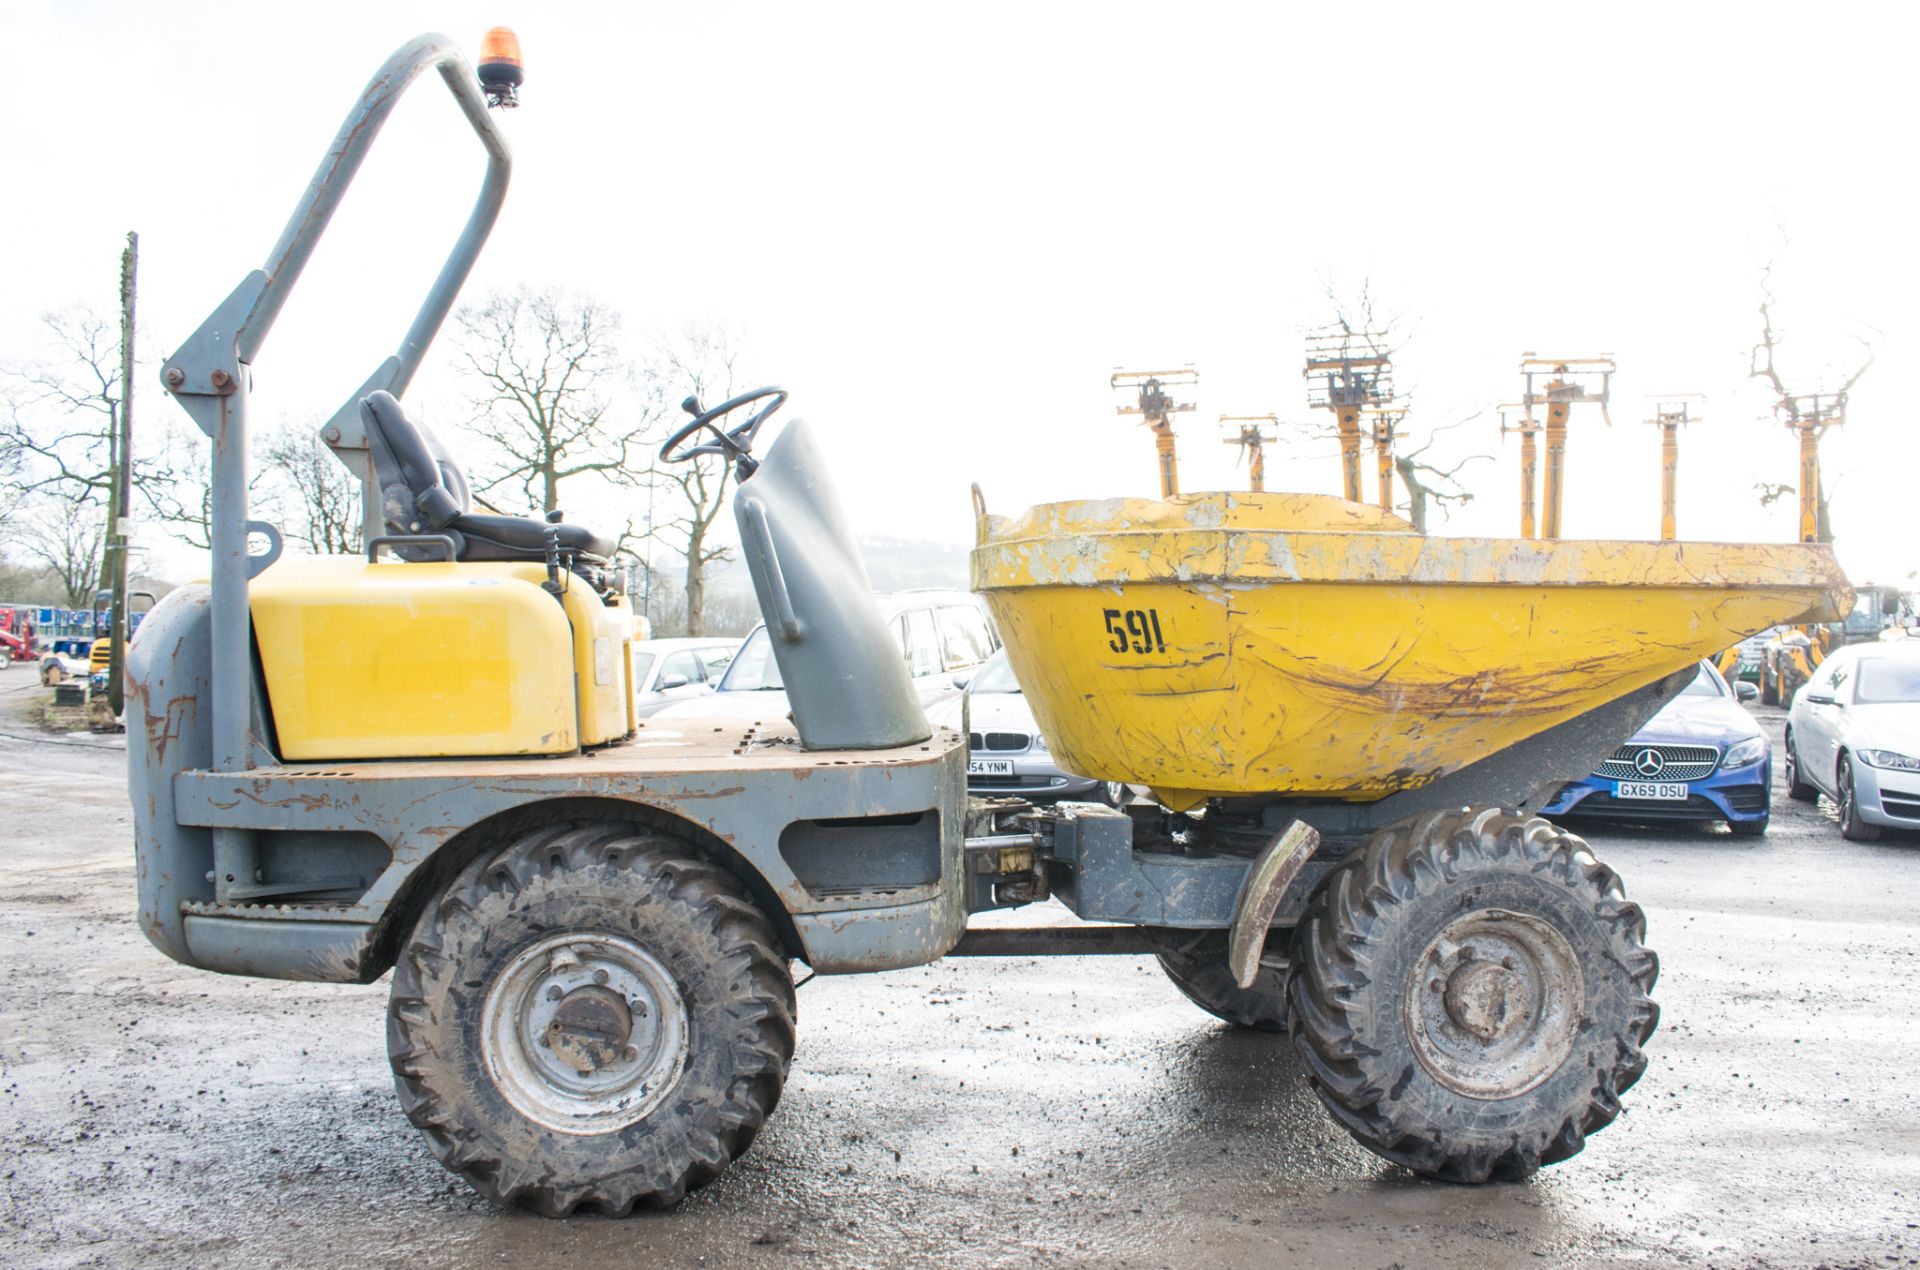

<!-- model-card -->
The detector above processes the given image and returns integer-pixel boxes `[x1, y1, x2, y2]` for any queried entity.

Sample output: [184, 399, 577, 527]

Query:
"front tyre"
[388, 823, 795, 1215]
[1783, 730, 1818, 803]
[1838, 755, 1883, 842]
[1287, 808, 1659, 1183]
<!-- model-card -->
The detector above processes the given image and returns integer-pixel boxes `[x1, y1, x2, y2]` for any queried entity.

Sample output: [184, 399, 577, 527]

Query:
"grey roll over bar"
[159, 33, 512, 900]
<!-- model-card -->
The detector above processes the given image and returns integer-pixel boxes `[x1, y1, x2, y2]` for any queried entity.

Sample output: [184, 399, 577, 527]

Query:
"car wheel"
[1837, 755, 1882, 843]
[0, 649, 10, 670]
[1096, 781, 1128, 807]
[1760, 667, 1779, 707]
[1783, 730, 1818, 803]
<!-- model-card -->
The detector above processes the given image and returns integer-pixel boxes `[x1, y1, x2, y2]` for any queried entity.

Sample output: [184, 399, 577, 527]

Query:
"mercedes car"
[1541, 660, 1771, 836]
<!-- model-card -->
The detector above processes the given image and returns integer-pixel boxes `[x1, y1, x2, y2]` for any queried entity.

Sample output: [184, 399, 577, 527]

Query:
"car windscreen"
[969, 652, 1022, 695]
[717, 628, 784, 691]
[1855, 657, 1920, 704]
[1680, 664, 1723, 697]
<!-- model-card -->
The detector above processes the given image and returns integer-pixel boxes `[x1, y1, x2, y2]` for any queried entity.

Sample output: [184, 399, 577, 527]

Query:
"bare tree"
[1747, 262, 1875, 543]
[259, 422, 363, 554]
[1395, 412, 1490, 533]
[0, 307, 204, 557]
[16, 492, 106, 606]
[453, 287, 657, 516]
[1313, 279, 1488, 530]
[641, 325, 750, 637]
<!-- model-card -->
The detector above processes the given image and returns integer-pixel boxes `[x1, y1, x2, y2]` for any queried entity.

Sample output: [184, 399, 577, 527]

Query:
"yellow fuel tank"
[249, 557, 632, 760]
[970, 490, 1852, 810]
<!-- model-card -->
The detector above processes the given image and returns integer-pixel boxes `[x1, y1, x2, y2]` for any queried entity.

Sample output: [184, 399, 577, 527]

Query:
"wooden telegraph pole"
[1303, 326, 1393, 506]
[1218, 414, 1279, 493]
[1112, 366, 1198, 498]
[107, 232, 137, 718]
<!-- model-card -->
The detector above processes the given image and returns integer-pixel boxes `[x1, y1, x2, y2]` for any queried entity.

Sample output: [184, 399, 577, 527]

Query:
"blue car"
[1542, 661, 1772, 836]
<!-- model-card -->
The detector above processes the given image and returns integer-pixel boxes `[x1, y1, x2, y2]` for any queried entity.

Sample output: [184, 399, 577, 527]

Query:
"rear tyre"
[1837, 756, 1882, 843]
[388, 823, 796, 1215]
[1151, 929, 1287, 1032]
[1783, 730, 1818, 803]
[1287, 808, 1659, 1183]
[1760, 666, 1779, 707]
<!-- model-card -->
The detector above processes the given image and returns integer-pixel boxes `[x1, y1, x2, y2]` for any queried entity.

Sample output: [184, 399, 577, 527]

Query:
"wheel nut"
[547, 985, 564, 1002]
[593, 969, 610, 985]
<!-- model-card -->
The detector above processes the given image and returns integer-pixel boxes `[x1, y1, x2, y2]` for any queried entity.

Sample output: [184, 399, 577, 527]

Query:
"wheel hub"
[481, 932, 688, 1135]
[1407, 909, 1583, 1100]
[1442, 959, 1532, 1042]
[547, 984, 635, 1075]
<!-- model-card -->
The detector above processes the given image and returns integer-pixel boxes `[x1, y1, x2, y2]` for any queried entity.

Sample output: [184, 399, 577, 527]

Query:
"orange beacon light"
[477, 27, 523, 108]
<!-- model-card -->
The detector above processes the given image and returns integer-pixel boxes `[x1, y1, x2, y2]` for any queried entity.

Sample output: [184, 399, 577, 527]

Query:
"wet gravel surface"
[1, 680, 1916, 1268]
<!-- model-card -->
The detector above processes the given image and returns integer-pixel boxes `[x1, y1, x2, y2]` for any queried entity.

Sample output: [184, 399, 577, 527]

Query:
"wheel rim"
[1784, 736, 1797, 786]
[1103, 782, 1126, 805]
[1406, 909, 1584, 1100]
[1840, 762, 1855, 824]
[481, 931, 689, 1135]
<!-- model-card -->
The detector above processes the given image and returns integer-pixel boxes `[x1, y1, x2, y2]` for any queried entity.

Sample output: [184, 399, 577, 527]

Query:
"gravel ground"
[0, 670, 1916, 1268]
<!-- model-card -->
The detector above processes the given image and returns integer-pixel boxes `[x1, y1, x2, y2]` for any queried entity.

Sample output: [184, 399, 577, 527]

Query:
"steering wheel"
[658, 386, 788, 467]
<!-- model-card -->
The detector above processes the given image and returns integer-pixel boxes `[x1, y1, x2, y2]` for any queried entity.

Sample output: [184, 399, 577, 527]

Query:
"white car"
[654, 590, 997, 724]
[631, 637, 743, 719]
[1783, 642, 1920, 840]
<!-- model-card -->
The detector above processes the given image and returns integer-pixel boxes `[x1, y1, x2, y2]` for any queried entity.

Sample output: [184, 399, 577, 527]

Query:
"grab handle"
[742, 502, 804, 644]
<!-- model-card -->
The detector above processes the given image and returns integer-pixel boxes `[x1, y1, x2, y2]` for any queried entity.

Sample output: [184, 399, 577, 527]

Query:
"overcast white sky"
[7, 1, 1915, 586]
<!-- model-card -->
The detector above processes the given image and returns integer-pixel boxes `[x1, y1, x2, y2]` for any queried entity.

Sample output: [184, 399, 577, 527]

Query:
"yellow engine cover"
[249, 557, 632, 760]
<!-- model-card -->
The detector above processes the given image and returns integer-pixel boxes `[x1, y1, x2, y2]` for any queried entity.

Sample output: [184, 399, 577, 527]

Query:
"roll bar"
[159, 33, 512, 899]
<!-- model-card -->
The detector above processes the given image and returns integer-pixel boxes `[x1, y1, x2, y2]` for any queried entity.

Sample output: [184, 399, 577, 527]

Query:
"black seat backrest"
[361, 390, 470, 536]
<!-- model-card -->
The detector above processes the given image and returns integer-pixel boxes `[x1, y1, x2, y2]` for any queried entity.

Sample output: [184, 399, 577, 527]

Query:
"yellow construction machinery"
[1303, 326, 1392, 505]
[1517, 354, 1614, 539]
[1644, 396, 1702, 542]
[1218, 413, 1279, 493]
[132, 27, 1859, 1216]
[1112, 366, 1197, 497]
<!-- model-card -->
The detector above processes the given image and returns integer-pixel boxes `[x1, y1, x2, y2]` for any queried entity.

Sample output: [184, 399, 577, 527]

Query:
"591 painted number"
[1103, 607, 1166, 655]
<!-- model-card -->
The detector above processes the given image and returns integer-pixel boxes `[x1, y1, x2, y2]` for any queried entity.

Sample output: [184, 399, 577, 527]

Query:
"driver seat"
[360, 391, 615, 562]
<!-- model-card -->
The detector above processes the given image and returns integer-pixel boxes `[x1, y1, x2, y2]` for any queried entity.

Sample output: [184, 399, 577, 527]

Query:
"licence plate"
[969, 759, 1014, 776]
[1615, 781, 1689, 801]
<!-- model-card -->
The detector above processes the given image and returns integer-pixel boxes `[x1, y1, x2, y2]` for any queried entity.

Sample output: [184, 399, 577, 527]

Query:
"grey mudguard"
[734, 419, 930, 750]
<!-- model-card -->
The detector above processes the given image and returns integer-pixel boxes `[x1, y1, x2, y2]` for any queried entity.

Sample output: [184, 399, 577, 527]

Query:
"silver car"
[935, 651, 1126, 804]
[631, 637, 744, 719]
[1783, 641, 1920, 840]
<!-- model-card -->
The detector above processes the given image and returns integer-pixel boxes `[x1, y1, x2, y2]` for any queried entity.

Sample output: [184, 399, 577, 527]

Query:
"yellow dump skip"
[970, 491, 1852, 810]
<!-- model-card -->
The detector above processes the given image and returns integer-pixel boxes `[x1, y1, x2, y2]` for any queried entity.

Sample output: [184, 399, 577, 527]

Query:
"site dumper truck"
[129, 31, 1853, 1214]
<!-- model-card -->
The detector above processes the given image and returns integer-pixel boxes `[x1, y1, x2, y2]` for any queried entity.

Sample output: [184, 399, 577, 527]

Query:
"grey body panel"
[734, 420, 930, 751]
[127, 577, 969, 982]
